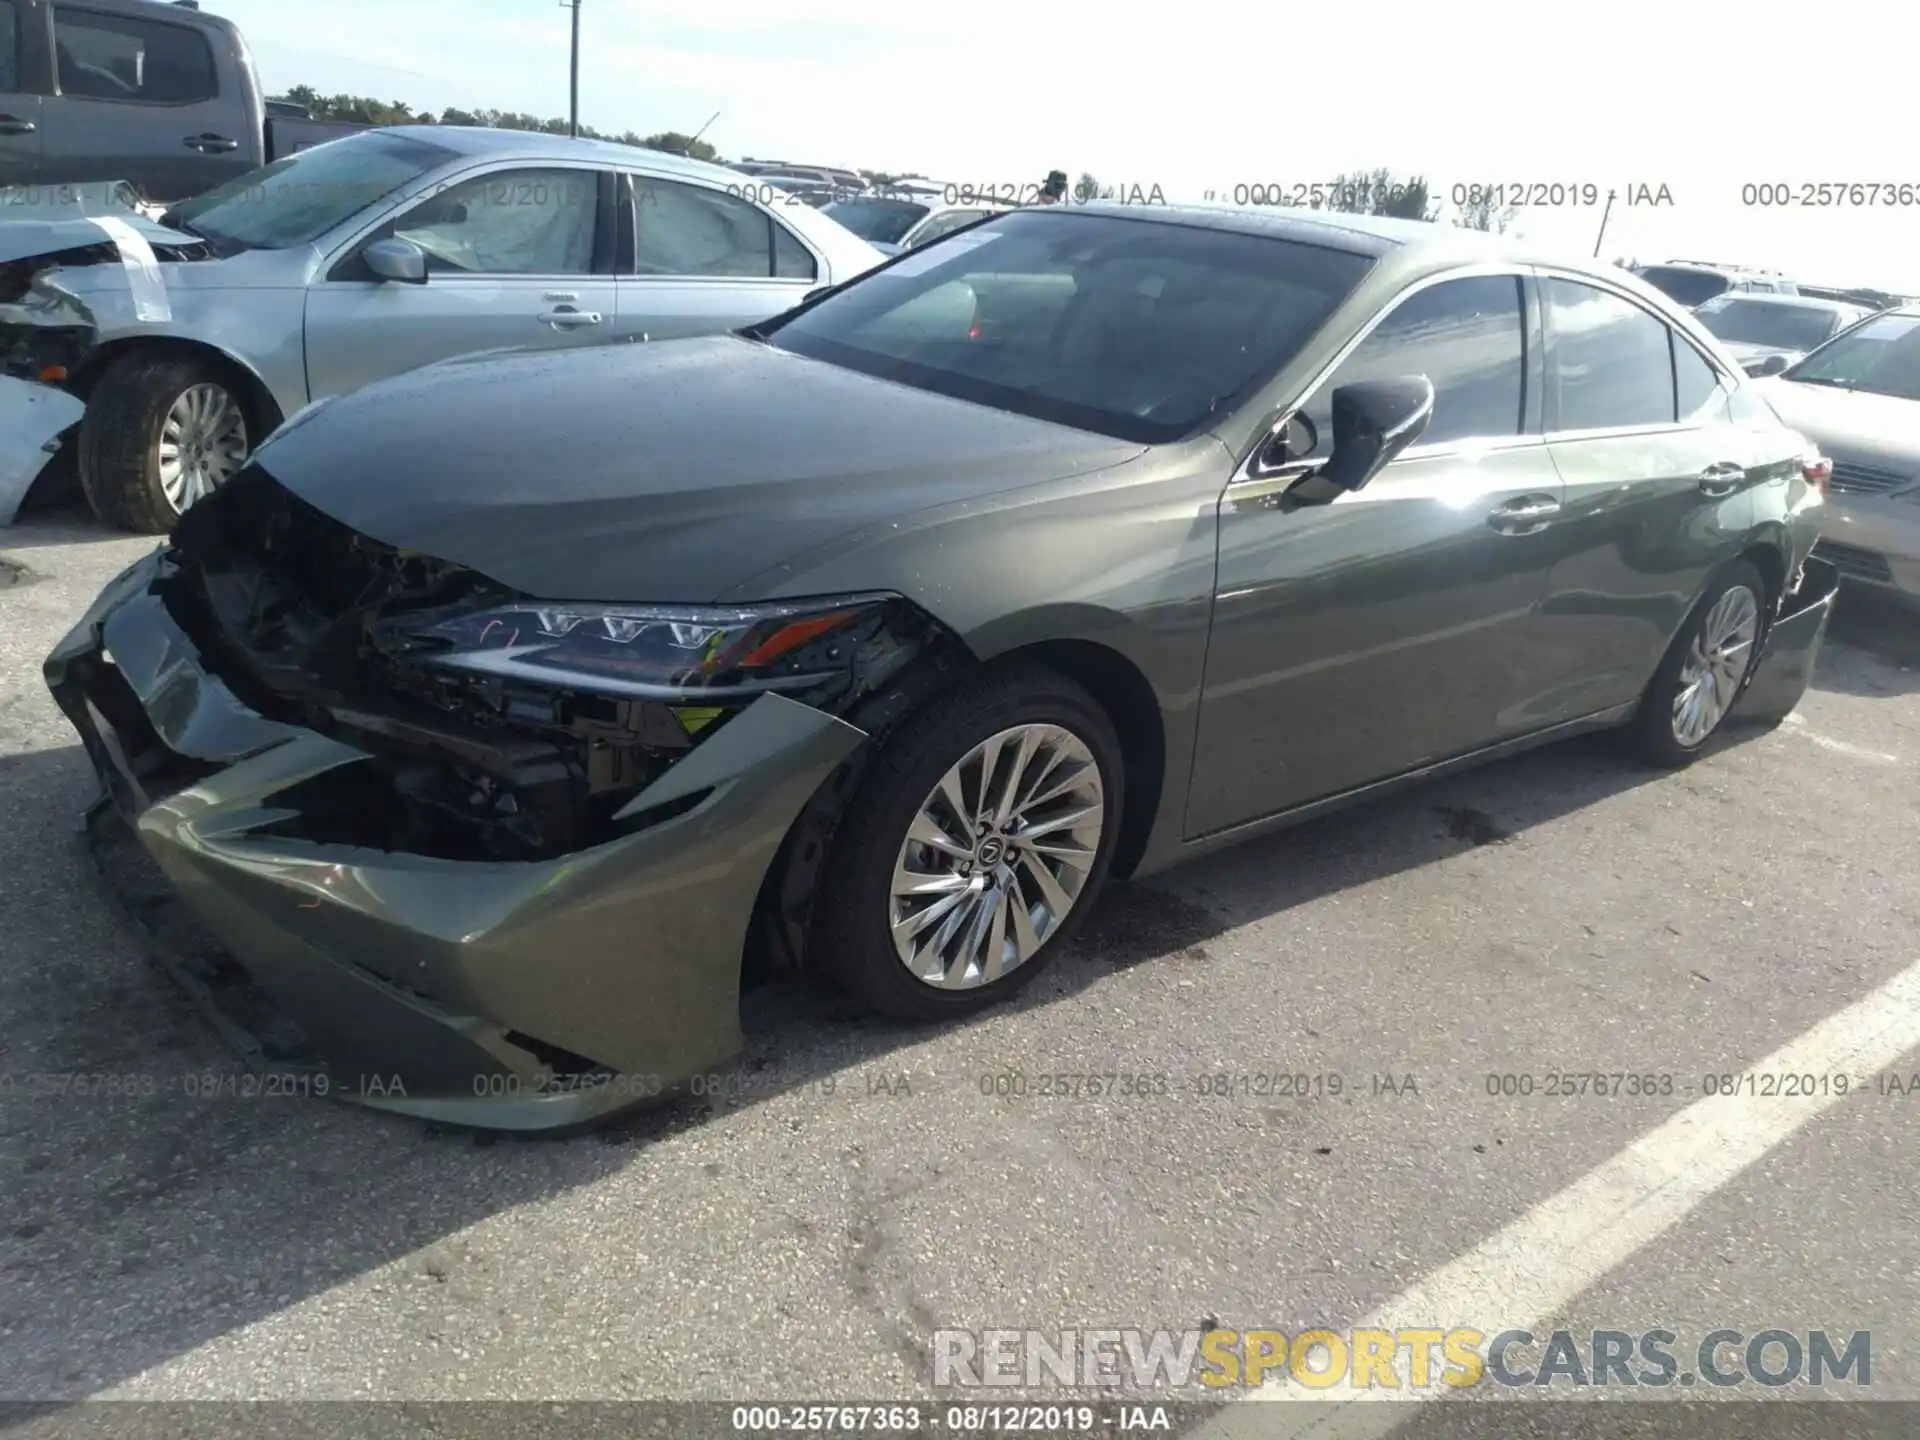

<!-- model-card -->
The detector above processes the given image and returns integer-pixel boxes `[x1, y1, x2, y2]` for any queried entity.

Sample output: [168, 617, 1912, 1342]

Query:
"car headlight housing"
[378, 592, 906, 703]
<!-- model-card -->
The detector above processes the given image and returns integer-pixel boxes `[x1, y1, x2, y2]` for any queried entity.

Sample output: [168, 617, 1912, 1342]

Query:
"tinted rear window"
[822, 197, 929, 244]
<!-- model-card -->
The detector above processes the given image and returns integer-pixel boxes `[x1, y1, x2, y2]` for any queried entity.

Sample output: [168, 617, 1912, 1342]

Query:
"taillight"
[1802, 453, 1832, 497]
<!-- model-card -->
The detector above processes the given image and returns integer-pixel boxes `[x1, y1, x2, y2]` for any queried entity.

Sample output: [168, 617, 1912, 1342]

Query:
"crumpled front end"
[42, 467, 952, 1128]
[0, 206, 211, 521]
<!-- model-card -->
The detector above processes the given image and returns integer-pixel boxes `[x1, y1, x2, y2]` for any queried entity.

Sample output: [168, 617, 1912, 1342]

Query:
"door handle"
[1487, 494, 1562, 534]
[538, 307, 603, 329]
[1698, 462, 1745, 497]
[182, 133, 240, 153]
[0, 115, 37, 136]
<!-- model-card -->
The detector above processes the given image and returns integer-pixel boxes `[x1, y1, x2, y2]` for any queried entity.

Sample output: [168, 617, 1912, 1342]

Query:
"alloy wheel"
[1671, 584, 1759, 747]
[157, 383, 249, 513]
[887, 723, 1106, 989]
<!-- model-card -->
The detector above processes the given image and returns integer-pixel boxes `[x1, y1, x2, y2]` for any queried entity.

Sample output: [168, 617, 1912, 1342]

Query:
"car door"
[1517, 274, 1767, 727]
[38, 3, 249, 200]
[0, 0, 45, 188]
[303, 163, 618, 404]
[610, 171, 820, 343]
[1186, 271, 1564, 837]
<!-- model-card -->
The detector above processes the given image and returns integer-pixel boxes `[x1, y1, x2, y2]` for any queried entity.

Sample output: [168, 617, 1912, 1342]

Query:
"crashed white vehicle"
[0, 127, 882, 531]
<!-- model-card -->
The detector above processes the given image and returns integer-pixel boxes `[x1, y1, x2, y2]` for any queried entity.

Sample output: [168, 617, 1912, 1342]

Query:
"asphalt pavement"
[2, 508, 1917, 1433]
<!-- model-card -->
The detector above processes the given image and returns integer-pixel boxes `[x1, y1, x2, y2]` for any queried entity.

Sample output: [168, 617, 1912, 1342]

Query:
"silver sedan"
[1756, 305, 1920, 597]
[0, 128, 882, 532]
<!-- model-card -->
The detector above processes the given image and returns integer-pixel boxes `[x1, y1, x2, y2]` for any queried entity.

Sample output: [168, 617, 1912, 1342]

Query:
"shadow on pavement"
[1815, 584, 1920, 699]
[0, 699, 1754, 1399]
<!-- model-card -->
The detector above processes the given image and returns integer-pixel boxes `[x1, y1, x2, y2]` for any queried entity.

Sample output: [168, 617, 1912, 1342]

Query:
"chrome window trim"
[1228, 261, 1534, 490]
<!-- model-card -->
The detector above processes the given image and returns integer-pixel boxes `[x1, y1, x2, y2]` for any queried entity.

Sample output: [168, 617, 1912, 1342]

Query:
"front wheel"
[1626, 560, 1767, 767]
[811, 664, 1124, 1022]
[79, 353, 251, 534]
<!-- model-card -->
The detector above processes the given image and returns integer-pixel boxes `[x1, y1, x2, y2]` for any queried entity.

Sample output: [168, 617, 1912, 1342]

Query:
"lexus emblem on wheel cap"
[975, 836, 1005, 867]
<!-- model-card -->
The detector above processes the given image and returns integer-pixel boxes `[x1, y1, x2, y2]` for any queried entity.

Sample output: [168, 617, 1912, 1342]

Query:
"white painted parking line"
[1780, 714, 1902, 765]
[1194, 956, 1920, 1439]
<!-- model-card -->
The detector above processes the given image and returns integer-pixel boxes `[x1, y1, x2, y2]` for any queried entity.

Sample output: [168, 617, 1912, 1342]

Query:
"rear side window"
[1546, 279, 1674, 431]
[1301, 274, 1527, 450]
[633, 176, 815, 280]
[0, 3, 18, 92]
[1673, 336, 1727, 424]
[52, 7, 217, 104]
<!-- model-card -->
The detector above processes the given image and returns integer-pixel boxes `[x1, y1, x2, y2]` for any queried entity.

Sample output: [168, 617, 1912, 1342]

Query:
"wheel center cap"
[975, 836, 1005, 868]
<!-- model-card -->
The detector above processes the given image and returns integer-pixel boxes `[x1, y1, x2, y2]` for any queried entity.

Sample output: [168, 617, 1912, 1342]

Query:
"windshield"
[910, 209, 994, 248]
[822, 197, 930, 244]
[1696, 299, 1838, 352]
[164, 131, 457, 250]
[1782, 310, 1920, 399]
[1637, 267, 1729, 307]
[761, 209, 1375, 443]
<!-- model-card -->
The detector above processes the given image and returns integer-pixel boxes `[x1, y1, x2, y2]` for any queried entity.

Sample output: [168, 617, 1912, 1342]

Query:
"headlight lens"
[383, 593, 900, 700]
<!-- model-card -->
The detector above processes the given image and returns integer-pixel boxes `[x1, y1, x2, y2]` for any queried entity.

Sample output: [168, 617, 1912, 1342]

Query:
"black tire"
[1626, 559, 1768, 768]
[811, 663, 1125, 1022]
[78, 352, 250, 535]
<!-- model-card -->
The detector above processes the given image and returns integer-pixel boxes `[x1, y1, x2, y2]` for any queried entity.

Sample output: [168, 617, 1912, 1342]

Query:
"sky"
[220, 0, 1920, 292]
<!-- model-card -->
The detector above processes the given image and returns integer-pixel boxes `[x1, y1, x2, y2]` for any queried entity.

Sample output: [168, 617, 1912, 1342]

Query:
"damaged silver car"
[0, 127, 881, 531]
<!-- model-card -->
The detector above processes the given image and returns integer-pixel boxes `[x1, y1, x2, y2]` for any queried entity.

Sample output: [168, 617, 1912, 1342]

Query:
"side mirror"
[1315, 377, 1435, 494]
[1747, 353, 1790, 378]
[364, 237, 428, 285]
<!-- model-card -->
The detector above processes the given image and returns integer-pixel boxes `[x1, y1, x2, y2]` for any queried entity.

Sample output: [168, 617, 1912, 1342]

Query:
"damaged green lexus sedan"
[46, 204, 1839, 1129]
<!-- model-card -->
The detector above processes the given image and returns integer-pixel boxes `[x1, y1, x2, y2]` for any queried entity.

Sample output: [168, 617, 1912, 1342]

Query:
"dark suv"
[1633, 261, 1798, 307]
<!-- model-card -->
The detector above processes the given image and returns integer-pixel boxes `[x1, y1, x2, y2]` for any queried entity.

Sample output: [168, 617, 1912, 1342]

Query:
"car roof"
[376, 125, 752, 188]
[1037, 201, 1623, 270]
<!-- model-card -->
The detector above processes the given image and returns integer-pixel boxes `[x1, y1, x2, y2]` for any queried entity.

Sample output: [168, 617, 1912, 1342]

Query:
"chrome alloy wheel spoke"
[888, 723, 1105, 989]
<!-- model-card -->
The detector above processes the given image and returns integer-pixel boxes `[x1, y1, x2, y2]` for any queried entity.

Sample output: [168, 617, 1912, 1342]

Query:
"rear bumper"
[44, 548, 865, 1130]
[1731, 556, 1841, 726]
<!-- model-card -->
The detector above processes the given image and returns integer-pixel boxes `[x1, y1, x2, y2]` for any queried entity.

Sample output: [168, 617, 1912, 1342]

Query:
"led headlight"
[384, 593, 900, 700]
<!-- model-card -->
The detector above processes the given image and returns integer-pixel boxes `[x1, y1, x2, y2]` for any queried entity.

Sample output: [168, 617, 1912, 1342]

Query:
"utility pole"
[1592, 188, 1616, 257]
[561, 0, 581, 137]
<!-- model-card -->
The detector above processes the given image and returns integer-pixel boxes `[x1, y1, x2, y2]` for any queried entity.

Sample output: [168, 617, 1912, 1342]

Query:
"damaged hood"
[0, 214, 197, 265]
[245, 335, 1147, 601]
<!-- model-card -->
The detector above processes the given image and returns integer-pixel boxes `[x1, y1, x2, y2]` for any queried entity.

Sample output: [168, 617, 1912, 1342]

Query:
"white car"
[893, 203, 1012, 253]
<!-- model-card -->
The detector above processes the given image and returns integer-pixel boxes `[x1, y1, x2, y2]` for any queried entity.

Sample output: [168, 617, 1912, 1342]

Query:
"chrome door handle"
[183, 133, 240, 153]
[1487, 494, 1561, 534]
[1699, 462, 1744, 497]
[539, 307, 603, 329]
[0, 116, 37, 136]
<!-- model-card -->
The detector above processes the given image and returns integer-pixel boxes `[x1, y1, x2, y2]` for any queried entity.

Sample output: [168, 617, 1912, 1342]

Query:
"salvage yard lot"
[2, 509, 1918, 1409]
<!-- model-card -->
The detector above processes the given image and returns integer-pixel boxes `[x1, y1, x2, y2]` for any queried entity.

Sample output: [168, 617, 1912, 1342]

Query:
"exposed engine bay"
[159, 467, 941, 862]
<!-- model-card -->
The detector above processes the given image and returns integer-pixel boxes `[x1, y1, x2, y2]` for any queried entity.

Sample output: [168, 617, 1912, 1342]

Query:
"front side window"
[392, 168, 599, 275]
[168, 130, 457, 250]
[1546, 279, 1675, 431]
[634, 176, 812, 279]
[761, 209, 1374, 443]
[1297, 275, 1526, 453]
[1783, 310, 1920, 401]
[52, 7, 215, 104]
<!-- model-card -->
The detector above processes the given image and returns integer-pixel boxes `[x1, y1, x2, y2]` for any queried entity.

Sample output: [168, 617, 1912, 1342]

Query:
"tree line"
[273, 90, 1515, 230]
